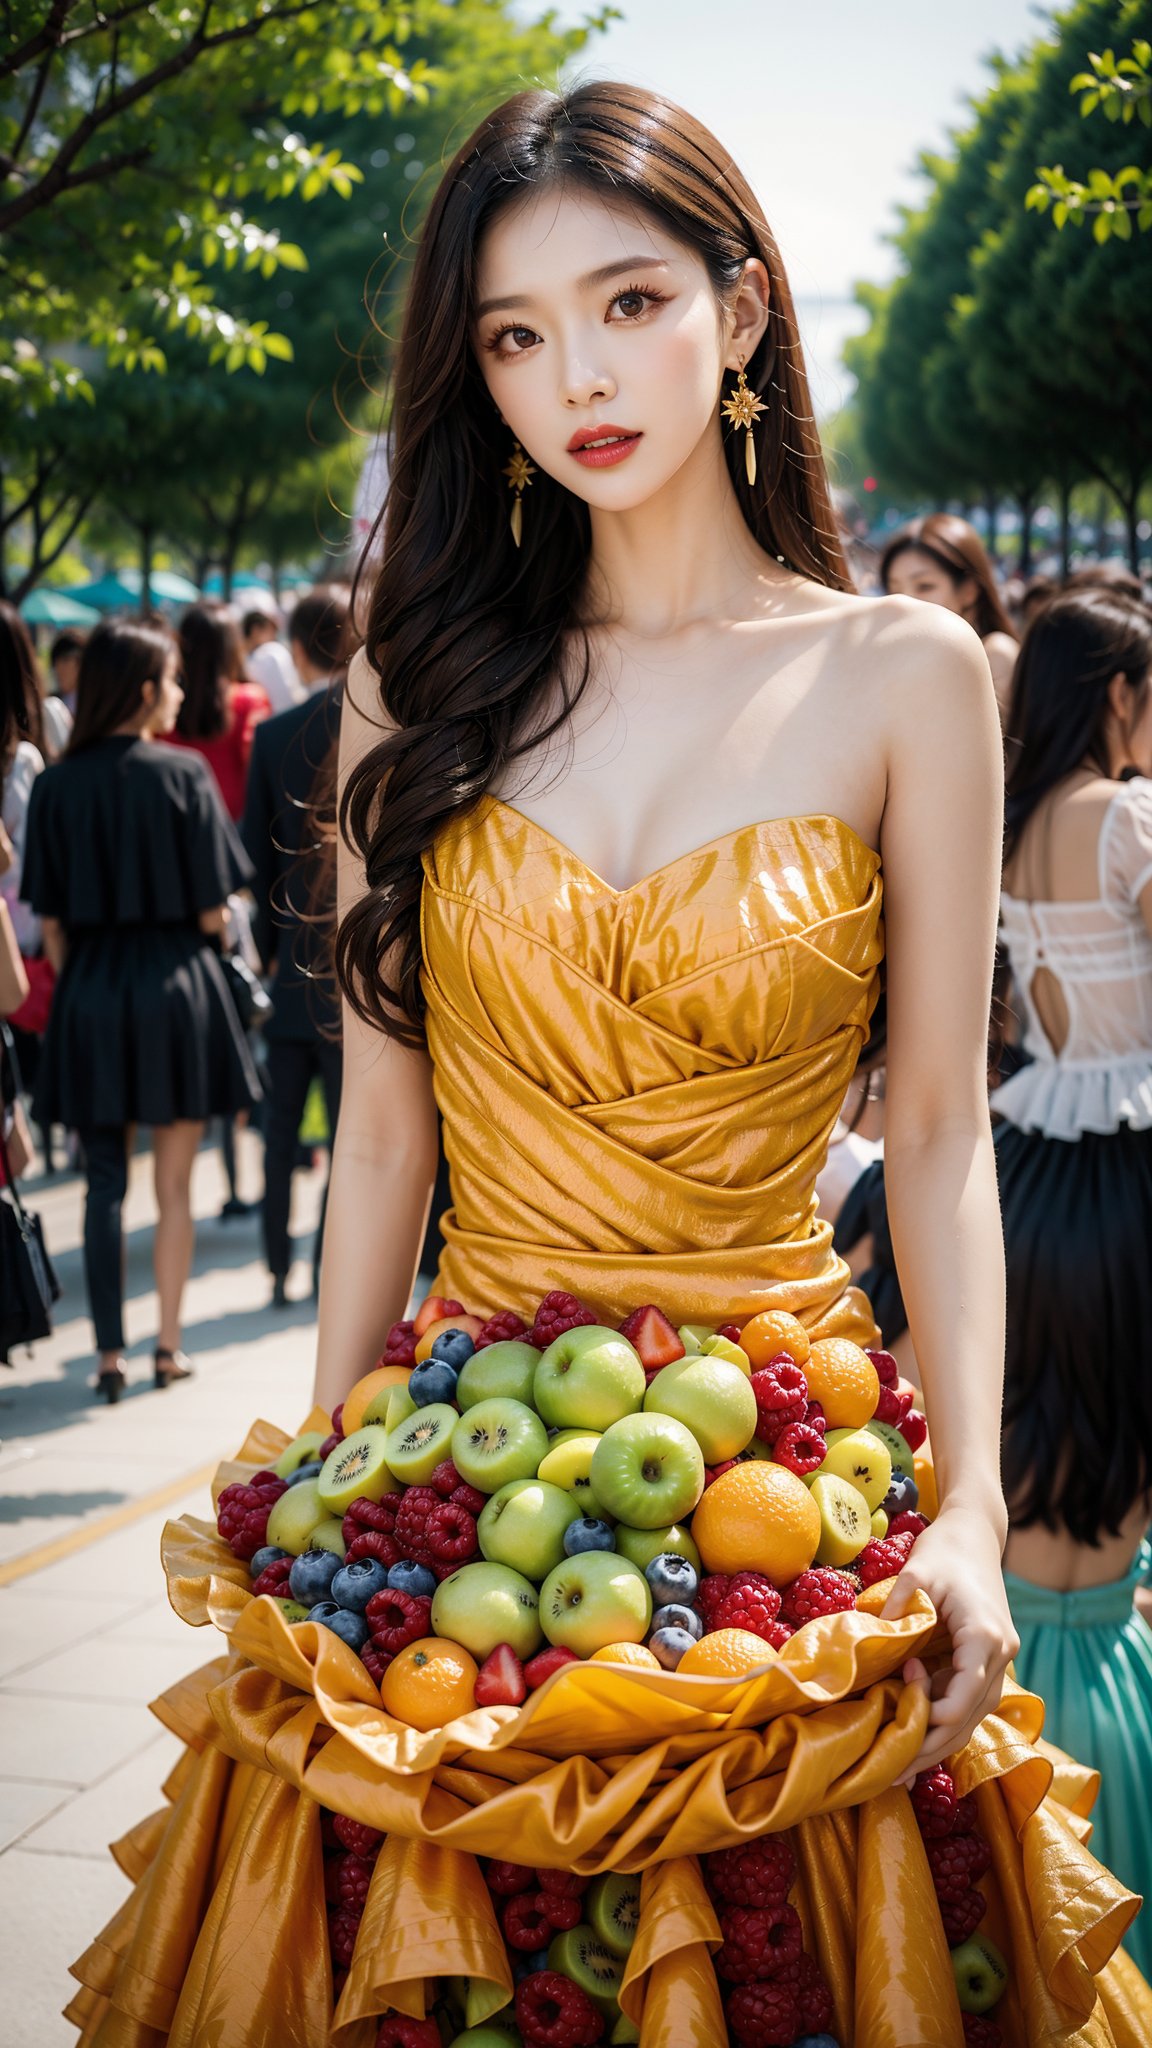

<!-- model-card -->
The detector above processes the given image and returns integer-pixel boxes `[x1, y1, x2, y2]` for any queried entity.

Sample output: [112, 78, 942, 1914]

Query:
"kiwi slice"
[547, 1925, 625, 2014]
[587, 1872, 640, 1959]
[866, 1418, 915, 1480]
[385, 1402, 459, 1484]
[611, 2013, 641, 2045]
[273, 1430, 325, 1480]
[811, 1471, 871, 1566]
[317, 1425, 398, 1513]
[308, 1517, 346, 1557]
[385, 1382, 417, 1433]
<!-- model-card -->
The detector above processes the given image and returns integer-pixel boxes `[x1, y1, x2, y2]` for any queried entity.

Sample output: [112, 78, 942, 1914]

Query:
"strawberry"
[617, 1304, 685, 1371]
[524, 1645, 580, 1689]
[899, 1408, 929, 1452]
[475, 1643, 527, 1707]
[866, 1347, 899, 1387]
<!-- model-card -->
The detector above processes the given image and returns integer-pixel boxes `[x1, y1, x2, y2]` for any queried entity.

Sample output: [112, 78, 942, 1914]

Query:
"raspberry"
[887, 1510, 929, 1541]
[216, 1475, 287, 1561]
[750, 1360, 808, 1445]
[328, 1904, 361, 1969]
[899, 1408, 929, 1452]
[724, 1978, 799, 2047]
[780, 1567, 857, 1626]
[706, 1837, 796, 1910]
[474, 1309, 530, 1350]
[364, 1588, 432, 1653]
[714, 1903, 803, 1983]
[940, 1887, 987, 1944]
[334, 1852, 375, 1912]
[250, 1555, 294, 1597]
[927, 1832, 992, 1900]
[503, 1889, 581, 1948]
[425, 1500, 479, 1565]
[866, 1347, 899, 1386]
[360, 1642, 393, 1688]
[954, 1794, 979, 1834]
[515, 1970, 605, 2048]
[962, 2018, 1003, 2048]
[450, 1481, 486, 1515]
[381, 1319, 417, 1368]
[537, 1868, 589, 1897]
[528, 1290, 597, 1351]
[874, 1382, 915, 1426]
[430, 1460, 462, 1499]
[718, 1324, 743, 1343]
[393, 1486, 441, 1565]
[775, 1951, 834, 2033]
[342, 1495, 400, 1548]
[346, 1529, 400, 1568]
[770, 1419, 827, 1478]
[911, 1765, 958, 1838]
[704, 1458, 743, 1485]
[713, 1572, 783, 1642]
[698, 1574, 732, 1621]
[484, 1859, 535, 1895]
[374, 2020, 441, 2048]
[857, 1533, 914, 1587]
[805, 1400, 826, 1430]
[332, 1814, 383, 1857]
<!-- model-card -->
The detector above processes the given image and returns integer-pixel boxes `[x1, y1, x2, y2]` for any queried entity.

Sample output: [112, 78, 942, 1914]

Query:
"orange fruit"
[590, 1641, 662, 1669]
[738, 1310, 811, 1370]
[914, 1452, 938, 1521]
[340, 1363, 410, 1435]
[691, 1462, 820, 1584]
[803, 1338, 880, 1429]
[380, 1637, 479, 1729]
[679, 1628, 778, 1678]
[414, 1313, 486, 1362]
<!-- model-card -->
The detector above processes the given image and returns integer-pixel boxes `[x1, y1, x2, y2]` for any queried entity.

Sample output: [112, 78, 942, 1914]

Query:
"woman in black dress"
[21, 619, 261, 1400]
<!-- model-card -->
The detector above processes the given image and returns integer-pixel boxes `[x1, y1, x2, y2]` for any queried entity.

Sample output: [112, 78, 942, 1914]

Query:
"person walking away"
[242, 586, 347, 1305]
[994, 587, 1152, 1968]
[0, 604, 54, 1148]
[880, 513, 1019, 724]
[242, 607, 303, 715]
[20, 619, 261, 1400]
[49, 630, 85, 719]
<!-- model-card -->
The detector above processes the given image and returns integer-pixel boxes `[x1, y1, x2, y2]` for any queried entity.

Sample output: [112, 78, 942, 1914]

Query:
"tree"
[1028, 34, 1152, 234]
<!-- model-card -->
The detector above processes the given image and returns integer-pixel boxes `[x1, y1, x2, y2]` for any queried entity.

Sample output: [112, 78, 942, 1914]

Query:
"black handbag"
[0, 1025, 60, 1362]
[221, 950, 274, 1032]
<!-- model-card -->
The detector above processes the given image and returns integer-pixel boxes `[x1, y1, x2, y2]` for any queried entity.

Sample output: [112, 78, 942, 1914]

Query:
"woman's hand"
[883, 1504, 1019, 1782]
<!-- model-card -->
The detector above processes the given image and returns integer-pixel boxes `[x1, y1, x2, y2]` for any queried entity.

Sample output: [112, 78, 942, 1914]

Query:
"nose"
[559, 347, 616, 410]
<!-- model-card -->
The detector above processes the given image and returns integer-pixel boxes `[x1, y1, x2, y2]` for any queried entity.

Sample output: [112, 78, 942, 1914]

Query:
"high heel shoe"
[154, 1347, 194, 1388]
[95, 1362, 127, 1403]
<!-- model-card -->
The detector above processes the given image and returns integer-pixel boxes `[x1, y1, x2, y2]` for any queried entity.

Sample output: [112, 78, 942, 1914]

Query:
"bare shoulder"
[849, 594, 998, 744]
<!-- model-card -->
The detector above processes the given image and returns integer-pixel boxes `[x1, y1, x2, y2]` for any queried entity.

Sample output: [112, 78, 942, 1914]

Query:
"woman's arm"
[876, 602, 1017, 1777]
[312, 655, 440, 1416]
[40, 914, 67, 974]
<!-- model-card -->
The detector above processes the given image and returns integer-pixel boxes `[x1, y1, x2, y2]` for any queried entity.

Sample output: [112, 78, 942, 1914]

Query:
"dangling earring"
[503, 439, 536, 547]
[721, 359, 767, 487]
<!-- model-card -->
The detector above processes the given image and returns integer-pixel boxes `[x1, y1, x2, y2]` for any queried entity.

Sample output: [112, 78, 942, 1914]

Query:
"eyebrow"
[474, 255, 670, 320]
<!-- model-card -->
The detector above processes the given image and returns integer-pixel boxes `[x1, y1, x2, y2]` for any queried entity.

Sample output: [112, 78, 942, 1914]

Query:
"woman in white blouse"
[995, 585, 1152, 1960]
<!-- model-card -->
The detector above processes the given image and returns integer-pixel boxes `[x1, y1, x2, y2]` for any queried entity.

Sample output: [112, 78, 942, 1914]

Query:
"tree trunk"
[1016, 492, 1035, 577]
[984, 492, 998, 551]
[1059, 478, 1071, 579]
[1093, 487, 1110, 556]
[1122, 484, 1141, 572]
[140, 525, 154, 612]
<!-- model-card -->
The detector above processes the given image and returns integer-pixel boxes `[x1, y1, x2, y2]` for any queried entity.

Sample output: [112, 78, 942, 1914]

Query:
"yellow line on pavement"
[0, 1462, 217, 1587]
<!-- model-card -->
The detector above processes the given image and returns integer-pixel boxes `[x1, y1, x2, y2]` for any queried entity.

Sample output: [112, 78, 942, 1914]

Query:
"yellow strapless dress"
[66, 800, 1151, 2047]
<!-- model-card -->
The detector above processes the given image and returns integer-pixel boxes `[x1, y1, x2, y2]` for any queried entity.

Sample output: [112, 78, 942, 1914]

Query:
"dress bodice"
[421, 797, 883, 1335]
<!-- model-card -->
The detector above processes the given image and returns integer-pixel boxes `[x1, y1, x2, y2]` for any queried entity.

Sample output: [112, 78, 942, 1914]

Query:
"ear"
[140, 678, 158, 710]
[726, 258, 771, 370]
[1106, 669, 1133, 732]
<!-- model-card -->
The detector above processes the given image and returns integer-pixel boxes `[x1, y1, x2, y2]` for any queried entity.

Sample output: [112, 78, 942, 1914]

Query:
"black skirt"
[34, 924, 262, 1130]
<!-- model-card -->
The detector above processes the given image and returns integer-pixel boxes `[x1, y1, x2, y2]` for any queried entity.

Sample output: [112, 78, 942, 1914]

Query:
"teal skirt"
[1006, 1544, 1152, 1979]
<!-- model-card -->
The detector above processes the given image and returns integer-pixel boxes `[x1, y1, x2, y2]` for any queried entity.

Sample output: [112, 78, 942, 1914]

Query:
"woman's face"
[472, 187, 765, 514]
[145, 653, 183, 736]
[886, 545, 976, 620]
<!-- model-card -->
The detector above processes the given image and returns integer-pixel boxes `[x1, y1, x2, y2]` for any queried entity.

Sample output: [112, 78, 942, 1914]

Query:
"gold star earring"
[503, 439, 536, 547]
[721, 358, 767, 487]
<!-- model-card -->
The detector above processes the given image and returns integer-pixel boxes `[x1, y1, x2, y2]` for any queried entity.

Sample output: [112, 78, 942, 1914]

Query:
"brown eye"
[614, 292, 648, 317]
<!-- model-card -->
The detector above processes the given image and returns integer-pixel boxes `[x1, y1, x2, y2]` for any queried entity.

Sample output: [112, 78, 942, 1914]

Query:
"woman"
[880, 513, 1019, 722]
[169, 600, 270, 820]
[69, 86, 1149, 2041]
[994, 587, 1152, 1968]
[0, 603, 46, 962]
[22, 619, 261, 1399]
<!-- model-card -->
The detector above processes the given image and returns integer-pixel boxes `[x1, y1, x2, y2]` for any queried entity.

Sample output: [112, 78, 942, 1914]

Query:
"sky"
[543, 0, 1054, 411]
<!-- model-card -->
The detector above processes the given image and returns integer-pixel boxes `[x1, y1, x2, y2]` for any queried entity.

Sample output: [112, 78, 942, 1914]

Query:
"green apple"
[533, 1326, 645, 1431]
[590, 1413, 704, 1529]
[677, 1323, 714, 1350]
[431, 1560, 543, 1660]
[273, 1430, 326, 1479]
[265, 1477, 330, 1555]
[821, 1427, 892, 1511]
[457, 1340, 541, 1410]
[478, 1479, 581, 1580]
[538, 1431, 612, 1520]
[451, 1399, 549, 1494]
[866, 1417, 915, 1480]
[611, 1521, 701, 1574]
[538, 1550, 651, 1655]
[951, 1936, 1008, 2014]
[308, 1517, 346, 1557]
[644, 1355, 757, 1462]
[694, 1332, 751, 1374]
[383, 1381, 416, 1432]
[449, 2029, 522, 2047]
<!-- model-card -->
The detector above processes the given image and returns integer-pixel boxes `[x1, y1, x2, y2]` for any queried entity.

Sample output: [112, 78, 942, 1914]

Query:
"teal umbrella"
[20, 588, 102, 628]
[72, 568, 200, 611]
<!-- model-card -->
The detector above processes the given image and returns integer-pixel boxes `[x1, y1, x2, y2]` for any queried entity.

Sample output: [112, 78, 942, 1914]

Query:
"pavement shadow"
[0, 1487, 128, 1523]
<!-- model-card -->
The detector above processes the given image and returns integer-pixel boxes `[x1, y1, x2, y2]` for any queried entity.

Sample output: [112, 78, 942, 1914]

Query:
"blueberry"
[563, 1517, 615, 1556]
[330, 1558, 390, 1612]
[387, 1559, 438, 1599]
[649, 1626, 697, 1670]
[514, 1950, 552, 1981]
[288, 1548, 342, 1606]
[409, 1358, 459, 1407]
[249, 1545, 291, 1578]
[644, 1553, 699, 1606]
[651, 1602, 703, 1641]
[286, 1460, 324, 1487]
[308, 1601, 369, 1651]
[882, 1472, 919, 1520]
[794, 2037, 841, 2047]
[430, 1328, 476, 1370]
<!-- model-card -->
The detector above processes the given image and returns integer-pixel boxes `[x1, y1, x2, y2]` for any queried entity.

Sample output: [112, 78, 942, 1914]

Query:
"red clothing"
[169, 682, 269, 821]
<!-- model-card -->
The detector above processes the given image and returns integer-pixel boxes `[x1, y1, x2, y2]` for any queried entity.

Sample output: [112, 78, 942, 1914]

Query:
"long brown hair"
[879, 513, 1016, 644]
[338, 83, 853, 1047]
[68, 618, 176, 752]
[0, 600, 46, 761]
[176, 602, 247, 741]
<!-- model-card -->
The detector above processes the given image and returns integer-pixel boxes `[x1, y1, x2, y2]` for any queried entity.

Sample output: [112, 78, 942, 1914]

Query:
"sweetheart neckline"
[480, 795, 880, 898]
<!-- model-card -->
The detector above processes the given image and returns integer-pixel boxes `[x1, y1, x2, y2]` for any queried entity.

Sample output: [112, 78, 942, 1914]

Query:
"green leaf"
[262, 332, 295, 362]
[1092, 210, 1112, 243]
[1112, 204, 1132, 240]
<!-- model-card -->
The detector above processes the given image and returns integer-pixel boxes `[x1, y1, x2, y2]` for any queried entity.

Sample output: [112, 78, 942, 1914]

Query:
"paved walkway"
[1, 1134, 323, 2045]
